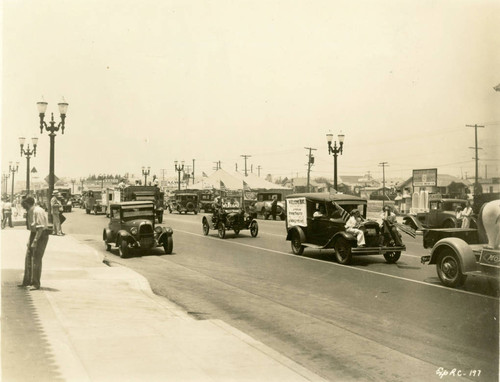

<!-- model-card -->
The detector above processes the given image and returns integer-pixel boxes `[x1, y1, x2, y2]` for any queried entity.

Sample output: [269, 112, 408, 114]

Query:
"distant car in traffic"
[254, 192, 286, 220]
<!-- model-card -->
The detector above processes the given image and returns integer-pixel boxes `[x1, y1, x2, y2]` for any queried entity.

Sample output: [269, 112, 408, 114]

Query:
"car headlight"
[154, 226, 163, 234]
[130, 227, 138, 235]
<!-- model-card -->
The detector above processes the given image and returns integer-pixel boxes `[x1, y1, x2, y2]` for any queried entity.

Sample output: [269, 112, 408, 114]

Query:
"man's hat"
[52, 191, 59, 195]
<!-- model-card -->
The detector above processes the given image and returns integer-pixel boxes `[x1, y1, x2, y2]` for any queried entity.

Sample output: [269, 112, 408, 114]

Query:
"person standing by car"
[50, 191, 63, 235]
[455, 206, 463, 228]
[461, 201, 473, 228]
[345, 210, 366, 247]
[19, 196, 50, 290]
[271, 195, 278, 220]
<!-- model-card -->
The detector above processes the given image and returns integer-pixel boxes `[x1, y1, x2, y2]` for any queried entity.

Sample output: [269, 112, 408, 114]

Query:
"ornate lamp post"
[79, 177, 85, 192]
[9, 162, 19, 202]
[174, 161, 184, 191]
[19, 137, 38, 195]
[2, 173, 10, 196]
[71, 179, 76, 194]
[326, 131, 345, 191]
[37, 98, 68, 220]
[142, 166, 150, 185]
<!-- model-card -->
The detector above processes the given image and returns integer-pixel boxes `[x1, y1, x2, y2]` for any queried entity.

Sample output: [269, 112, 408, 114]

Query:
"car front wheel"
[436, 248, 467, 287]
[218, 222, 226, 239]
[202, 218, 210, 235]
[334, 237, 352, 265]
[384, 251, 401, 263]
[291, 231, 304, 255]
[250, 221, 258, 237]
[163, 236, 173, 254]
[119, 239, 130, 258]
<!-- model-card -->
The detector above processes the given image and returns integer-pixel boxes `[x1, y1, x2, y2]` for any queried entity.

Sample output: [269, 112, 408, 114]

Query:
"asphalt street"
[63, 208, 499, 382]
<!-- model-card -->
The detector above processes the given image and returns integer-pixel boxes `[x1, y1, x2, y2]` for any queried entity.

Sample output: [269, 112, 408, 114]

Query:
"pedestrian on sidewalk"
[19, 196, 50, 290]
[51, 191, 63, 235]
[2, 197, 13, 229]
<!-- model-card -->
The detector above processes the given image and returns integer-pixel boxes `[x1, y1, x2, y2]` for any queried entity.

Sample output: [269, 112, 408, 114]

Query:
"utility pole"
[466, 124, 484, 194]
[160, 169, 167, 180]
[192, 159, 195, 185]
[251, 164, 253, 174]
[240, 155, 251, 176]
[304, 147, 317, 193]
[235, 163, 238, 172]
[379, 162, 388, 207]
[257, 166, 262, 177]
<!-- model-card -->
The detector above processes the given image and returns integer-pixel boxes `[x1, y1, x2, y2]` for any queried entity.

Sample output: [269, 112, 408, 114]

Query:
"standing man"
[50, 191, 62, 235]
[270, 195, 278, 220]
[19, 196, 50, 290]
[461, 201, 473, 228]
[2, 197, 13, 229]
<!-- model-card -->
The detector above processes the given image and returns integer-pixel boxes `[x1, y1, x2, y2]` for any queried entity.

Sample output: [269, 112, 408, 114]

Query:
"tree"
[265, 174, 273, 183]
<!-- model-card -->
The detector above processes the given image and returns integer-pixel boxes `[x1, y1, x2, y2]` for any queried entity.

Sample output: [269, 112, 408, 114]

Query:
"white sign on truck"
[286, 197, 307, 227]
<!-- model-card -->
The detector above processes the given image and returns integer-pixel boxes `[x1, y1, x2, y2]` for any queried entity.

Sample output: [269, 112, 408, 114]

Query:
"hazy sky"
[2, 0, 499, 184]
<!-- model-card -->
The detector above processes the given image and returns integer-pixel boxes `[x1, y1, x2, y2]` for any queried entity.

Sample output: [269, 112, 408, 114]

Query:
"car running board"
[351, 245, 406, 254]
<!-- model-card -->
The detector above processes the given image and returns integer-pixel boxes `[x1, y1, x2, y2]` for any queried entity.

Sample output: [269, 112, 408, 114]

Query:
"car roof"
[286, 192, 366, 203]
[440, 199, 467, 203]
[110, 201, 155, 207]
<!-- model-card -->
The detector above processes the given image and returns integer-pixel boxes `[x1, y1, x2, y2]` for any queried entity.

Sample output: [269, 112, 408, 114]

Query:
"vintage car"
[84, 190, 106, 215]
[254, 192, 286, 220]
[202, 206, 258, 239]
[103, 201, 173, 258]
[285, 193, 406, 265]
[198, 191, 215, 212]
[170, 192, 199, 214]
[403, 195, 472, 230]
[420, 199, 500, 287]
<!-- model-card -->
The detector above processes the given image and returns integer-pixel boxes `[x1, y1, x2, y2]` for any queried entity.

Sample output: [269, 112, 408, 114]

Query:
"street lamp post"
[71, 179, 76, 194]
[326, 132, 345, 191]
[2, 173, 10, 196]
[142, 166, 150, 186]
[19, 137, 38, 195]
[37, 98, 68, 220]
[79, 177, 85, 192]
[9, 162, 19, 202]
[174, 161, 184, 191]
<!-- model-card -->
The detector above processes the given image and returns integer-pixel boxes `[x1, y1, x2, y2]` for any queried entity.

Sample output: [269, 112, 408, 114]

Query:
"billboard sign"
[412, 168, 437, 187]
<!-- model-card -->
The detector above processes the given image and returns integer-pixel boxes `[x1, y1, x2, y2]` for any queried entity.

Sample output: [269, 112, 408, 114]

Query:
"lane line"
[174, 228, 499, 301]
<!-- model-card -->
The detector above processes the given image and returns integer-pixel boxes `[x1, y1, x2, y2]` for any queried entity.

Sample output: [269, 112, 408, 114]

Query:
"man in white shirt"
[19, 196, 50, 290]
[345, 210, 366, 247]
[461, 201, 473, 228]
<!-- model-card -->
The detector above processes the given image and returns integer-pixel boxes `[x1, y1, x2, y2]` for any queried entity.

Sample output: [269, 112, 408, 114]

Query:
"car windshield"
[121, 206, 154, 220]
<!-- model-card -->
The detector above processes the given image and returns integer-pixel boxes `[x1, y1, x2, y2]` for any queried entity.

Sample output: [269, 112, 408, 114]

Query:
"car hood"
[122, 219, 154, 228]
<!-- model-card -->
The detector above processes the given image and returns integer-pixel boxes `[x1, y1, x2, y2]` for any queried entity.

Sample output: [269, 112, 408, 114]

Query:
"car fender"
[286, 226, 306, 242]
[103, 228, 111, 242]
[429, 237, 477, 273]
[158, 227, 173, 241]
[326, 231, 357, 248]
[403, 215, 424, 230]
[116, 230, 134, 245]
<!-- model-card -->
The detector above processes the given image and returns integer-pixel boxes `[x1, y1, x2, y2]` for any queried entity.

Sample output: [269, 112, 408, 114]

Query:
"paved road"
[64, 208, 499, 381]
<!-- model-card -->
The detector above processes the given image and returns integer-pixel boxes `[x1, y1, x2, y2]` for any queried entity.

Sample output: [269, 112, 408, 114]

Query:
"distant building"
[396, 174, 471, 198]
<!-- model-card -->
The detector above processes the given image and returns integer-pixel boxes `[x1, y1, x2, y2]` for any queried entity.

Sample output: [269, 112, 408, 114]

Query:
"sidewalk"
[1, 228, 326, 382]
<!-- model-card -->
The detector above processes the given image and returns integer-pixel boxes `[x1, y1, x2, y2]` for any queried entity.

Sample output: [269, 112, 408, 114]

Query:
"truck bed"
[422, 228, 479, 249]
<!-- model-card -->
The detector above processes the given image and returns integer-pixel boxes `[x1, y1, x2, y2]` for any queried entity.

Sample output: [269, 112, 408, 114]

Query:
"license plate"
[479, 249, 500, 268]
[366, 229, 376, 235]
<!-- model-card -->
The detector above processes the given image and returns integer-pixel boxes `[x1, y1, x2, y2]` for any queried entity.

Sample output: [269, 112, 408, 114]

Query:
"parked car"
[254, 192, 286, 220]
[420, 199, 500, 287]
[202, 206, 258, 239]
[403, 195, 472, 230]
[102, 201, 173, 258]
[84, 190, 105, 214]
[285, 193, 406, 265]
[170, 192, 199, 214]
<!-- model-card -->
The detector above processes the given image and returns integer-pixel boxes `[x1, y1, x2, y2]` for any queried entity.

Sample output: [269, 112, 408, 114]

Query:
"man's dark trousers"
[22, 231, 50, 288]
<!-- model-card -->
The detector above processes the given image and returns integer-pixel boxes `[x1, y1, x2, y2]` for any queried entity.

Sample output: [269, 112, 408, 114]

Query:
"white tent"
[189, 169, 290, 191]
